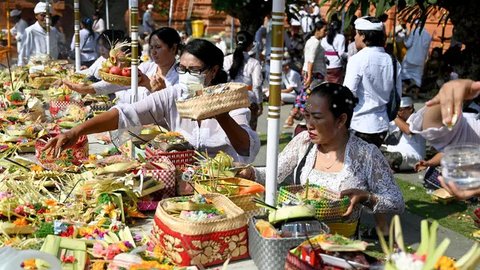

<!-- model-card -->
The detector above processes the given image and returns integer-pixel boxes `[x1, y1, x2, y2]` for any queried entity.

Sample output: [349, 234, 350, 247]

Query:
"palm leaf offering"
[378, 215, 480, 270]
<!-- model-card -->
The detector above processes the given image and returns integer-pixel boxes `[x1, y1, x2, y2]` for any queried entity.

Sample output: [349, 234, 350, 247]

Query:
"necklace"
[317, 151, 338, 170]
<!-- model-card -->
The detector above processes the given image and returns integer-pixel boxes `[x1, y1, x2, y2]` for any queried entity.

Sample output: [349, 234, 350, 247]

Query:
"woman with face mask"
[43, 39, 260, 164]
[63, 27, 180, 104]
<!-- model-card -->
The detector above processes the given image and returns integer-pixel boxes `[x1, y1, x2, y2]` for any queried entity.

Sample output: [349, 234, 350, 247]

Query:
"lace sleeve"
[367, 146, 405, 214]
[255, 131, 310, 184]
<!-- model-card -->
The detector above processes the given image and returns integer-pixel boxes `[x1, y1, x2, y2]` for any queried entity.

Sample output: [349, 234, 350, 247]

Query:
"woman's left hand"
[340, 189, 371, 217]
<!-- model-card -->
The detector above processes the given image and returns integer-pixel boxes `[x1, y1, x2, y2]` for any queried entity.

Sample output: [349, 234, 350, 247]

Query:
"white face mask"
[178, 72, 206, 92]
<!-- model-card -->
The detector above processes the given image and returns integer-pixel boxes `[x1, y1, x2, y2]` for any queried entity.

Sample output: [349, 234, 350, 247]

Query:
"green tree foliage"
[211, 0, 308, 35]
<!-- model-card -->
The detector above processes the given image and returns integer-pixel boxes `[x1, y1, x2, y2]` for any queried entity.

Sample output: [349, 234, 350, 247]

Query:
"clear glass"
[441, 144, 480, 190]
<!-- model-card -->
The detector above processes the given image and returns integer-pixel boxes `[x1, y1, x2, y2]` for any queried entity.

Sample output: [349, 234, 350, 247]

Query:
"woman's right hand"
[237, 166, 255, 181]
[42, 129, 80, 158]
[426, 79, 480, 127]
[63, 80, 95, 95]
[414, 160, 429, 172]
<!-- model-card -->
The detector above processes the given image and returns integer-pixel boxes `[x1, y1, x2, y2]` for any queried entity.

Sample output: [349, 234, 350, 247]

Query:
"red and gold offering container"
[151, 194, 248, 267]
[35, 133, 88, 167]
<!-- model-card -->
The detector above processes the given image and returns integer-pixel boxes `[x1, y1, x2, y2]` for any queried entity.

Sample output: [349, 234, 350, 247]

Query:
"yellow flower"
[44, 199, 57, 207]
[13, 217, 29, 226]
[30, 164, 44, 172]
[130, 260, 173, 270]
[91, 261, 106, 270]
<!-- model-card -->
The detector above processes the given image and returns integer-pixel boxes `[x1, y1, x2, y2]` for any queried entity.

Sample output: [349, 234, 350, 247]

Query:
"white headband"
[354, 17, 383, 31]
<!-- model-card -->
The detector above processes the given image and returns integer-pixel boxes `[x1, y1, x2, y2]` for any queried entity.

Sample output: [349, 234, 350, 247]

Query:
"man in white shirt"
[9, 9, 28, 55]
[383, 97, 426, 171]
[299, 10, 313, 36]
[270, 59, 302, 104]
[213, 34, 227, 55]
[344, 16, 402, 148]
[142, 4, 155, 35]
[18, 2, 60, 66]
[401, 21, 432, 93]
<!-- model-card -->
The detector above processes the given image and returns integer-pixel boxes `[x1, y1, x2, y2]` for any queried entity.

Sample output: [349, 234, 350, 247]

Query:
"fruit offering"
[100, 41, 133, 78]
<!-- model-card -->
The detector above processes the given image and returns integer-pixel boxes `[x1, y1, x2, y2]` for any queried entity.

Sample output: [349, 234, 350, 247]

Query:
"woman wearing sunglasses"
[43, 39, 260, 164]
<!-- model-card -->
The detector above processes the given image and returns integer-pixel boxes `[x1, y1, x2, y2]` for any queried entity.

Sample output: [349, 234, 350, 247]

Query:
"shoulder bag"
[386, 54, 400, 121]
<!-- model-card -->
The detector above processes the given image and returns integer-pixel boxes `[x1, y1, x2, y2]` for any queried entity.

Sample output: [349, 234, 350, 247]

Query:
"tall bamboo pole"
[168, 0, 174, 27]
[105, 0, 110, 30]
[129, 0, 139, 158]
[6, 0, 11, 49]
[74, 0, 81, 72]
[265, 0, 285, 205]
[130, 0, 139, 104]
[45, 0, 51, 57]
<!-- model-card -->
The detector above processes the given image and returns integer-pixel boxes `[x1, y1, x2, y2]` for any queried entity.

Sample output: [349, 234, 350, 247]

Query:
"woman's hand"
[138, 70, 166, 92]
[138, 70, 151, 89]
[42, 129, 80, 158]
[425, 79, 480, 127]
[414, 160, 429, 172]
[340, 189, 374, 217]
[237, 166, 255, 180]
[63, 80, 95, 95]
[439, 176, 480, 200]
[150, 74, 166, 92]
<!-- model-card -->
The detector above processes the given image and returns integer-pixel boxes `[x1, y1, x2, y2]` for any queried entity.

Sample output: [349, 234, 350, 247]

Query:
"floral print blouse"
[256, 131, 404, 219]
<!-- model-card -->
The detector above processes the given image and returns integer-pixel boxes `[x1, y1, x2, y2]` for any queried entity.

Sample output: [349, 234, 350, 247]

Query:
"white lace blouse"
[256, 131, 404, 218]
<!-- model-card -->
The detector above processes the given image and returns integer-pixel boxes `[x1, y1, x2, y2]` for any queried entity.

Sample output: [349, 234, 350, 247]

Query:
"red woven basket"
[35, 133, 88, 167]
[49, 100, 84, 118]
[146, 147, 195, 169]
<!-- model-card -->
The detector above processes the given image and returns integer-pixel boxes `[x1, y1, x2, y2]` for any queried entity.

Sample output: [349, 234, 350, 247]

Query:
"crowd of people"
[7, 1, 480, 236]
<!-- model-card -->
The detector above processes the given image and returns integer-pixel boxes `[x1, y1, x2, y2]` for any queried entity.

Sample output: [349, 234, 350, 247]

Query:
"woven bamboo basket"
[99, 70, 137, 86]
[29, 76, 58, 89]
[151, 194, 248, 267]
[278, 185, 350, 223]
[195, 177, 263, 213]
[176, 82, 250, 120]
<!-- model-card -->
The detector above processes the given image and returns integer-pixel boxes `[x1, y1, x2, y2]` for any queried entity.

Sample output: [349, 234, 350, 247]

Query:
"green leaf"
[360, 0, 370, 16]
[376, 0, 387, 17]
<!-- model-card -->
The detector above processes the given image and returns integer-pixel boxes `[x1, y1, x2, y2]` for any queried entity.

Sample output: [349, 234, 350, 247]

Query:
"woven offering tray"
[99, 70, 139, 86]
[278, 185, 350, 223]
[176, 82, 250, 120]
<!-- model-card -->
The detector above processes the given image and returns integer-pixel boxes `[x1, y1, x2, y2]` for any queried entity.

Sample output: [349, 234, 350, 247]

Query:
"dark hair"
[326, 20, 341, 45]
[229, 31, 254, 79]
[309, 82, 358, 128]
[51, 15, 61, 27]
[306, 20, 327, 40]
[94, 10, 101, 18]
[357, 17, 385, 47]
[97, 29, 125, 50]
[431, 47, 443, 59]
[81, 17, 95, 39]
[181, 39, 227, 85]
[149, 27, 182, 53]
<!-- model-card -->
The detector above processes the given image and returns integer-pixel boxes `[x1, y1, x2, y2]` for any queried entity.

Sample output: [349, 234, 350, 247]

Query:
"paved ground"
[249, 103, 476, 261]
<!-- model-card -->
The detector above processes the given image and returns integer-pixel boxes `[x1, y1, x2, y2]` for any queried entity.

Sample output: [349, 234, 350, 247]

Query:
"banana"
[268, 205, 315, 224]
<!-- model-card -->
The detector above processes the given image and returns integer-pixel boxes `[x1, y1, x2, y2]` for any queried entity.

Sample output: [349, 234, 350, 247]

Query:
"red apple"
[121, 67, 131, 77]
[109, 66, 122, 75]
